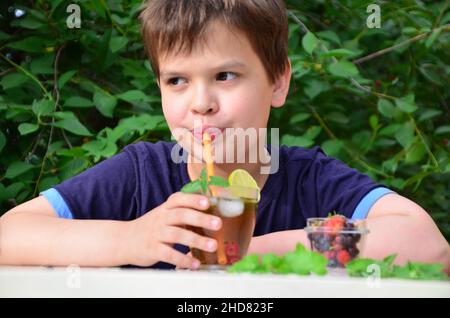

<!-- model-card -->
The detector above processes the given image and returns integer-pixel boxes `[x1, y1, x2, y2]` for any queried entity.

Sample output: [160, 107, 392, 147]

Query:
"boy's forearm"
[248, 229, 310, 256]
[0, 213, 131, 267]
[249, 215, 450, 273]
[363, 214, 450, 272]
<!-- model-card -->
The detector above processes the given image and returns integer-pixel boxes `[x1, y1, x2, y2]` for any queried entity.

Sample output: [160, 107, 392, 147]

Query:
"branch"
[0, 67, 14, 77]
[353, 24, 450, 65]
[0, 53, 49, 95]
[33, 44, 66, 196]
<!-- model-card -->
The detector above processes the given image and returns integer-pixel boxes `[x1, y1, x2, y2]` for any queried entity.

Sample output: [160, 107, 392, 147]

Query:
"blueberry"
[348, 246, 360, 257]
[313, 236, 330, 251]
[328, 258, 339, 268]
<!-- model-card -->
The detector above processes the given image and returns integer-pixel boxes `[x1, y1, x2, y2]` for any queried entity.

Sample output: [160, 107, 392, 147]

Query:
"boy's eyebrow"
[160, 60, 247, 77]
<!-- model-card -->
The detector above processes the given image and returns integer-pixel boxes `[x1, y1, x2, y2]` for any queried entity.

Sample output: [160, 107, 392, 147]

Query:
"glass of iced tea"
[189, 185, 258, 270]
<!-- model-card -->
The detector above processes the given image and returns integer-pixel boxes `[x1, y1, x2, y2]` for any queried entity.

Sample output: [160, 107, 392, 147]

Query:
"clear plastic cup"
[189, 185, 259, 270]
[304, 216, 369, 268]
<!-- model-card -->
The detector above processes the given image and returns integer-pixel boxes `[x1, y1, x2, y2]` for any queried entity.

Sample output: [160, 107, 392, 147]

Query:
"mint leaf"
[392, 262, 447, 280]
[346, 255, 448, 281]
[261, 253, 282, 272]
[228, 254, 260, 273]
[208, 175, 229, 187]
[180, 180, 202, 193]
[227, 243, 327, 276]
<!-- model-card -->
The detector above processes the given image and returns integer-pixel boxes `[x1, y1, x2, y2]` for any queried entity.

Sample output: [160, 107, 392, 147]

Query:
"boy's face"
[158, 22, 289, 163]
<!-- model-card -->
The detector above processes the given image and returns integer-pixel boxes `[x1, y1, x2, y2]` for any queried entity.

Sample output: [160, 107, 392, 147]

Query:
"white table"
[0, 266, 449, 298]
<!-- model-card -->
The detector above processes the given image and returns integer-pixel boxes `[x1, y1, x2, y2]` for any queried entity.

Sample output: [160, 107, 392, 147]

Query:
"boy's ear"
[271, 60, 292, 108]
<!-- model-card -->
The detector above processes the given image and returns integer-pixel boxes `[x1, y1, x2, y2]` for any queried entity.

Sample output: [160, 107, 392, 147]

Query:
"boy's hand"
[125, 192, 221, 269]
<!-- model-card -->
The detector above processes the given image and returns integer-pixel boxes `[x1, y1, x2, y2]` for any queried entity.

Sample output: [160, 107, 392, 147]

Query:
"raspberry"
[337, 250, 351, 265]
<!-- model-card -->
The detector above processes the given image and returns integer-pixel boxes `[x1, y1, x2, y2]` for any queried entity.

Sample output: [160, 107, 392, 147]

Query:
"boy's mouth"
[190, 125, 225, 142]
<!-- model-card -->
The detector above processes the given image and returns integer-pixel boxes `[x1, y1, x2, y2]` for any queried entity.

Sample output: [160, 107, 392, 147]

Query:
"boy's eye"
[167, 77, 187, 86]
[216, 72, 237, 81]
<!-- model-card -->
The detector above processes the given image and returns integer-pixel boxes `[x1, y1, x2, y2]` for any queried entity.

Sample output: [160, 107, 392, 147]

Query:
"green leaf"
[418, 109, 442, 122]
[435, 125, 450, 135]
[382, 157, 398, 174]
[419, 64, 446, 86]
[392, 262, 447, 280]
[0, 131, 5, 154]
[321, 139, 343, 156]
[180, 180, 202, 193]
[289, 113, 311, 124]
[7, 36, 51, 53]
[425, 28, 441, 48]
[302, 32, 318, 54]
[117, 90, 147, 102]
[304, 80, 330, 100]
[81, 139, 117, 162]
[303, 126, 322, 140]
[325, 112, 349, 124]
[5, 162, 34, 179]
[346, 258, 376, 277]
[32, 99, 54, 117]
[319, 49, 357, 59]
[402, 27, 418, 35]
[38, 176, 60, 193]
[0, 182, 25, 200]
[53, 118, 92, 136]
[228, 254, 261, 273]
[228, 243, 327, 276]
[54, 111, 77, 120]
[30, 54, 54, 75]
[281, 134, 314, 148]
[445, 163, 450, 173]
[18, 123, 39, 135]
[0, 31, 8, 40]
[369, 115, 378, 130]
[328, 60, 359, 78]
[352, 131, 371, 151]
[379, 124, 401, 137]
[395, 95, 418, 113]
[1, 73, 29, 90]
[64, 96, 94, 108]
[209, 176, 229, 187]
[198, 168, 208, 193]
[395, 122, 415, 149]
[93, 90, 117, 117]
[58, 70, 77, 89]
[405, 142, 426, 164]
[200, 167, 207, 181]
[377, 99, 395, 118]
[59, 157, 90, 181]
[109, 36, 129, 53]
[317, 30, 341, 45]
[10, 15, 44, 29]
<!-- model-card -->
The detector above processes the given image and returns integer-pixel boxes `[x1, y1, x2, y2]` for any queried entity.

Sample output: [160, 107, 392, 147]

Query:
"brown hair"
[139, 0, 289, 83]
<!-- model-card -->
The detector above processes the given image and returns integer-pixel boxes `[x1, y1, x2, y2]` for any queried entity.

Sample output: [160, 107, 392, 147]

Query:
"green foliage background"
[0, 0, 449, 240]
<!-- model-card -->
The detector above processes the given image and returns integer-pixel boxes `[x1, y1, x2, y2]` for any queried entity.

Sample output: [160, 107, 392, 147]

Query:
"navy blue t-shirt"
[42, 141, 392, 268]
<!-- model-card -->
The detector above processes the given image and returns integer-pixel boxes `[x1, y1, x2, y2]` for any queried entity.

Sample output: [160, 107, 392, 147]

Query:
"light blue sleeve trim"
[40, 188, 73, 219]
[351, 187, 394, 220]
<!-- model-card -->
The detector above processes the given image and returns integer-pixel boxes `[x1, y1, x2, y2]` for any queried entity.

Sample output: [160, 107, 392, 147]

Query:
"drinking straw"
[203, 132, 228, 265]
[202, 132, 215, 194]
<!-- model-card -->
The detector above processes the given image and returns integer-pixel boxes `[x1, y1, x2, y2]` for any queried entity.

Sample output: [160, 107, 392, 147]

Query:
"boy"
[0, 0, 449, 272]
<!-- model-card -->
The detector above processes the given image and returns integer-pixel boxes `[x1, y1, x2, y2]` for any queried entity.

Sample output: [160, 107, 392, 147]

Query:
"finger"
[160, 226, 217, 253]
[166, 192, 210, 210]
[166, 208, 222, 231]
[156, 243, 200, 270]
[175, 251, 193, 269]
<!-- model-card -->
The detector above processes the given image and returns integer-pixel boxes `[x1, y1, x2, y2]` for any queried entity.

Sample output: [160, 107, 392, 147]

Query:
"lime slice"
[228, 169, 261, 202]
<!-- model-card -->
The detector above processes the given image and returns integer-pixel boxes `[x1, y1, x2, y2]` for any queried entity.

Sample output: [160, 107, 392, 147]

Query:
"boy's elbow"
[410, 209, 450, 272]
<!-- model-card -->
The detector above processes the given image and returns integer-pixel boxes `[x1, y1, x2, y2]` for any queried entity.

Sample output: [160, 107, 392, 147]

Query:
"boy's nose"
[190, 85, 218, 115]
